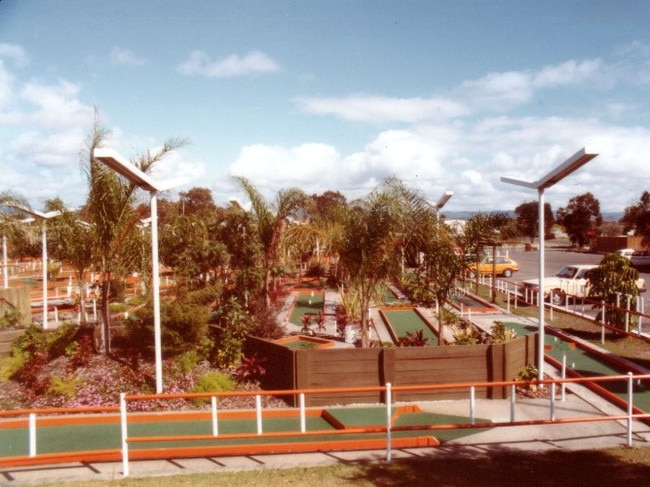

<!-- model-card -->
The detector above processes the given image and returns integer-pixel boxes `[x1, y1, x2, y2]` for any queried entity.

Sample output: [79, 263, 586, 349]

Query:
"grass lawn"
[35, 446, 650, 486]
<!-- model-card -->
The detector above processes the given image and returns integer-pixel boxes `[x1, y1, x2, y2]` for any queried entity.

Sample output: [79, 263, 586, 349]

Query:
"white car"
[631, 250, 650, 270]
[614, 248, 634, 259]
[518, 264, 646, 305]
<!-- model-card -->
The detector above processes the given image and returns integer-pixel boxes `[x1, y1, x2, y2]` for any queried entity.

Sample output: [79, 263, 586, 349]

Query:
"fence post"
[625, 294, 631, 334]
[300, 393, 306, 433]
[550, 382, 556, 421]
[211, 396, 219, 436]
[256, 395, 263, 435]
[120, 392, 129, 477]
[28, 413, 36, 458]
[385, 382, 392, 462]
[601, 301, 606, 345]
[627, 372, 634, 447]
[510, 384, 516, 422]
[561, 352, 567, 401]
[469, 386, 476, 425]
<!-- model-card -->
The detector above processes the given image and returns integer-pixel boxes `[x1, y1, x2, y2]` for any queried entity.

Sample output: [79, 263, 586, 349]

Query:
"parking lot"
[496, 245, 650, 312]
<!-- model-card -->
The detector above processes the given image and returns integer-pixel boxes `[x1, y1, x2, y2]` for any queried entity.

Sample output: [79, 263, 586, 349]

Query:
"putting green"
[288, 292, 325, 326]
[382, 308, 439, 346]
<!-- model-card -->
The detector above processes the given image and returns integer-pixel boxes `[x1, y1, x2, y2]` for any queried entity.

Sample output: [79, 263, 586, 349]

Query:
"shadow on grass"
[339, 447, 650, 486]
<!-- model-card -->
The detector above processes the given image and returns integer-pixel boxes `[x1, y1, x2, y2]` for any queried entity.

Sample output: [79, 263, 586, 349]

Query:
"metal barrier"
[2, 375, 648, 474]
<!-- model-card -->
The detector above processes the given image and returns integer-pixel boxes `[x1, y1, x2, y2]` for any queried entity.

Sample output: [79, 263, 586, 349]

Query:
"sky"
[2, 1, 650, 215]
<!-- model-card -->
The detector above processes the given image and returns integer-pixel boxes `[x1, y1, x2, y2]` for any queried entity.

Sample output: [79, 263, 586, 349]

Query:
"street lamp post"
[501, 147, 598, 380]
[93, 148, 183, 394]
[8, 208, 61, 329]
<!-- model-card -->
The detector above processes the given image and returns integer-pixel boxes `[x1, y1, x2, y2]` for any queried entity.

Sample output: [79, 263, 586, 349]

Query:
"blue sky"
[2, 1, 650, 213]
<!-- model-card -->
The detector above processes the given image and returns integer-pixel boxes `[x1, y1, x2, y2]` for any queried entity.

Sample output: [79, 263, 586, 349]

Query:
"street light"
[8, 207, 61, 329]
[501, 147, 598, 380]
[93, 148, 184, 394]
[435, 191, 454, 211]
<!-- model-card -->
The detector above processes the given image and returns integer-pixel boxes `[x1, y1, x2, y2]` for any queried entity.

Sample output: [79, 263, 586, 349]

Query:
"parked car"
[519, 264, 646, 305]
[631, 250, 650, 270]
[614, 248, 634, 259]
[466, 256, 520, 278]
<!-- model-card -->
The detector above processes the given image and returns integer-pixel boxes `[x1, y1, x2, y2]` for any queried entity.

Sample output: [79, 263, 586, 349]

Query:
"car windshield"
[556, 267, 578, 279]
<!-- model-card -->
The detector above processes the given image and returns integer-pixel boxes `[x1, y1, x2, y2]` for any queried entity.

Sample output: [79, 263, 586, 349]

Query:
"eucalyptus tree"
[81, 123, 184, 354]
[233, 177, 311, 308]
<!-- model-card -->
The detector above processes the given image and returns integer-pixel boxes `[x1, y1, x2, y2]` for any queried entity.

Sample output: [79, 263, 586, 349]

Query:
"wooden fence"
[244, 333, 537, 407]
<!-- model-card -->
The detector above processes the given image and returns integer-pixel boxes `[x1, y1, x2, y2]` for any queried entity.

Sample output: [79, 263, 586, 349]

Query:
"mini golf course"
[505, 321, 650, 413]
[379, 308, 439, 346]
[0, 405, 492, 466]
[287, 291, 325, 326]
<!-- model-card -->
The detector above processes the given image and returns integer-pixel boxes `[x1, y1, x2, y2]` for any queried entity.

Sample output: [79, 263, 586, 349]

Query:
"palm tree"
[81, 121, 184, 354]
[233, 177, 310, 308]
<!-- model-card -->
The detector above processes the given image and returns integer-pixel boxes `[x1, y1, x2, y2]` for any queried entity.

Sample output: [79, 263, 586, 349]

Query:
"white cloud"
[19, 80, 94, 129]
[294, 94, 467, 123]
[177, 50, 281, 78]
[110, 46, 148, 66]
[0, 43, 30, 68]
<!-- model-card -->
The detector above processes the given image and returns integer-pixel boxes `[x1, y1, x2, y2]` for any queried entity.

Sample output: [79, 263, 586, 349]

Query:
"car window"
[557, 267, 577, 278]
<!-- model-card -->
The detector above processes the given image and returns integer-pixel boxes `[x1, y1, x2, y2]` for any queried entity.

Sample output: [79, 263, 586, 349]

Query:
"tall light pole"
[435, 190, 454, 212]
[2, 233, 7, 289]
[93, 148, 183, 394]
[501, 148, 598, 380]
[8, 207, 61, 329]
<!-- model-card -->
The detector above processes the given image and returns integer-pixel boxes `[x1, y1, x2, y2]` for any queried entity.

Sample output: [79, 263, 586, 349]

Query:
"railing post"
[561, 352, 567, 401]
[469, 386, 476, 425]
[211, 396, 219, 436]
[625, 294, 631, 334]
[256, 395, 263, 435]
[627, 372, 634, 447]
[510, 384, 516, 422]
[120, 392, 129, 477]
[28, 413, 36, 458]
[550, 382, 556, 421]
[385, 382, 392, 462]
[300, 393, 306, 433]
[601, 301, 606, 345]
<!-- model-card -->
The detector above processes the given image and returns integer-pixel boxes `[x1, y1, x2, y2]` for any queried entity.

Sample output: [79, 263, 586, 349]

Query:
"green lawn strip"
[504, 321, 650, 410]
[288, 292, 325, 326]
[382, 309, 439, 345]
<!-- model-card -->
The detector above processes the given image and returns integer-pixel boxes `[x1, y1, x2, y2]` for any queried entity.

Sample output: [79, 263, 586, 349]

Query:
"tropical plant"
[233, 177, 311, 308]
[80, 120, 184, 354]
[586, 253, 641, 330]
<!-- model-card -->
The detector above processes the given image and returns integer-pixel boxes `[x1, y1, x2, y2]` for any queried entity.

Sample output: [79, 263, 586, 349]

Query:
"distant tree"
[620, 191, 650, 241]
[311, 190, 347, 223]
[514, 200, 554, 243]
[179, 187, 217, 218]
[557, 192, 602, 247]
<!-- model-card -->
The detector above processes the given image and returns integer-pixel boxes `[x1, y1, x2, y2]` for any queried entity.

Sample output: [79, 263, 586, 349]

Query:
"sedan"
[466, 256, 520, 278]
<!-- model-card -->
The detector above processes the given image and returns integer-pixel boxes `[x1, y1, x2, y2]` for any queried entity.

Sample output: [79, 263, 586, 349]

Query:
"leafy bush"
[491, 321, 517, 343]
[399, 329, 429, 347]
[0, 354, 25, 382]
[47, 376, 80, 400]
[234, 353, 267, 383]
[0, 309, 22, 329]
[190, 371, 236, 405]
[452, 324, 479, 345]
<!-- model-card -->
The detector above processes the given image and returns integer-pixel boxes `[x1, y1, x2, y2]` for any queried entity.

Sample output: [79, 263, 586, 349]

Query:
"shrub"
[0, 354, 26, 382]
[452, 324, 479, 345]
[234, 353, 267, 383]
[0, 309, 22, 329]
[190, 371, 236, 405]
[48, 376, 80, 400]
[491, 321, 517, 343]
